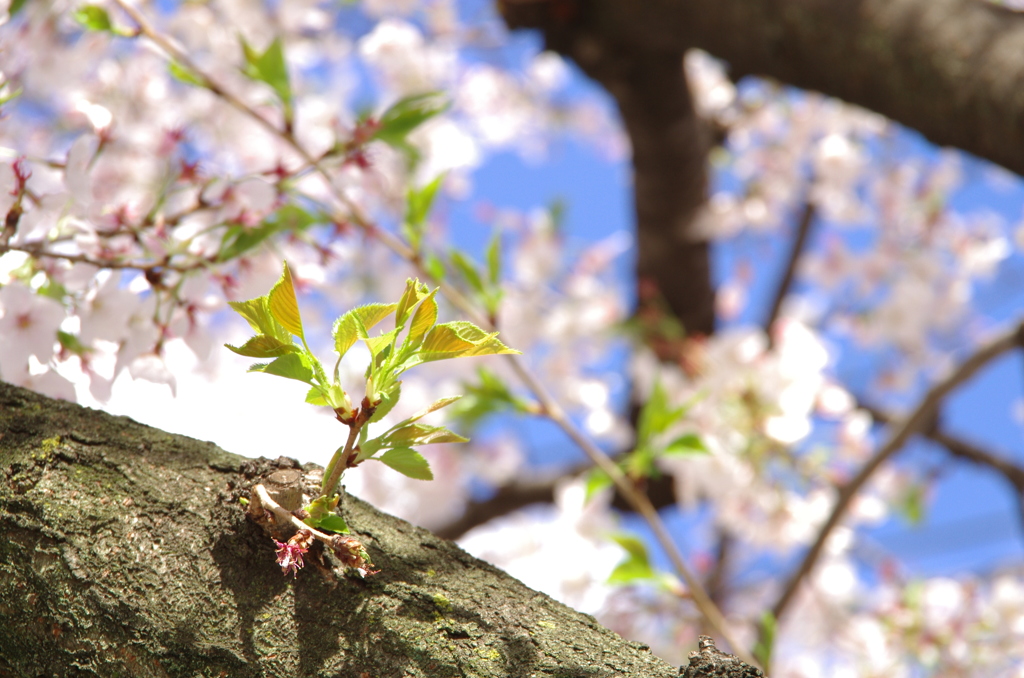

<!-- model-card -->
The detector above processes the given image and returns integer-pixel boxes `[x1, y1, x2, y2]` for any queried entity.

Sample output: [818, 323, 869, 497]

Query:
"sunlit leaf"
[449, 367, 531, 428]
[268, 262, 304, 340]
[404, 174, 445, 247]
[225, 334, 300, 359]
[169, 61, 205, 87]
[57, 331, 90, 356]
[227, 297, 291, 343]
[450, 250, 485, 295]
[583, 468, 613, 504]
[248, 352, 313, 384]
[607, 533, 656, 585]
[372, 92, 449, 148]
[753, 611, 776, 668]
[400, 395, 462, 427]
[637, 380, 686, 445]
[663, 433, 709, 457]
[384, 423, 468, 446]
[406, 288, 438, 346]
[74, 5, 113, 32]
[333, 303, 397, 357]
[0, 85, 22, 107]
[240, 35, 292, 118]
[305, 386, 329, 406]
[314, 514, 349, 534]
[218, 204, 318, 262]
[376, 447, 433, 480]
[303, 495, 348, 532]
[363, 327, 399, 359]
[486, 232, 502, 287]
[395, 278, 430, 328]
[425, 253, 446, 282]
[400, 321, 518, 370]
[355, 435, 385, 463]
[305, 383, 349, 409]
[367, 381, 402, 424]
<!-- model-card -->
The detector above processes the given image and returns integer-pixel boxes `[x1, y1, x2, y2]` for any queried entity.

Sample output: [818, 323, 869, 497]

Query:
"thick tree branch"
[433, 471, 569, 541]
[771, 321, 1024, 624]
[0, 379, 683, 678]
[503, 3, 716, 336]
[505, 0, 1024, 178]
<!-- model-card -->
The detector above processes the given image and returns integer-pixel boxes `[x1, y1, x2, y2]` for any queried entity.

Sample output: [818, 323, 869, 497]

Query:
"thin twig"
[253, 483, 333, 544]
[765, 201, 815, 341]
[858, 403, 1024, 544]
[0, 242, 209, 274]
[108, 3, 753, 661]
[770, 322, 1023, 624]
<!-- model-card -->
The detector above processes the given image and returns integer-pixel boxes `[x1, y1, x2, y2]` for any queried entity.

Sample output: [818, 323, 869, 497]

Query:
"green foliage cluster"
[226, 263, 518, 533]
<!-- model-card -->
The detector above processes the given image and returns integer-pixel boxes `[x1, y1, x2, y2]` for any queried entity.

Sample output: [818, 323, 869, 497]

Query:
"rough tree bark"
[504, 0, 1024, 177]
[0, 380, 765, 677]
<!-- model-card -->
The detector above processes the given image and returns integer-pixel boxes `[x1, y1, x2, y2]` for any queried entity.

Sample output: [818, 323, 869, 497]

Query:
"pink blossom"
[0, 282, 65, 378]
[274, 539, 308, 577]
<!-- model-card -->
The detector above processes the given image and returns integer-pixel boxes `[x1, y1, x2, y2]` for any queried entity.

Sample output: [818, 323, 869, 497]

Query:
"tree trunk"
[0, 379, 684, 678]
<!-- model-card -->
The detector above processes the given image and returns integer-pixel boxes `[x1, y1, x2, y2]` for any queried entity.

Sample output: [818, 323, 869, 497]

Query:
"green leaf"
[305, 383, 349, 409]
[449, 367, 530, 428]
[37, 278, 67, 302]
[400, 395, 462, 426]
[404, 174, 445, 247]
[384, 423, 468, 446]
[753, 611, 776, 669]
[425, 253, 446, 282]
[372, 92, 449, 148]
[394, 278, 430, 328]
[899, 483, 927, 525]
[57, 330, 90, 356]
[363, 327, 399, 359]
[249, 352, 313, 384]
[367, 381, 402, 424]
[304, 495, 333, 520]
[0, 85, 22, 108]
[404, 321, 518, 368]
[583, 469, 613, 504]
[9, 0, 29, 17]
[663, 433, 709, 457]
[406, 288, 438, 346]
[303, 495, 348, 533]
[218, 204, 318, 262]
[624, 446, 658, 480]
[240, 35, 292, 118]
[333, 303, 398, 357]
[225, 334, 300, 359]
[376, 447, 433, 480]
[486, 232, 502, 287]
[227, 297, 290, 343]
[450, 250, 485, 295]
[355, 435, 385, 463]
[305, 385, 329, 406]
[74, 5, 112, 32]
[169, 61, 205, 87]
[637, 380, 685, 445]
[607, 533, 656, 585]
[268, 261, 304, 340]
[312, 514, 349, 534]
